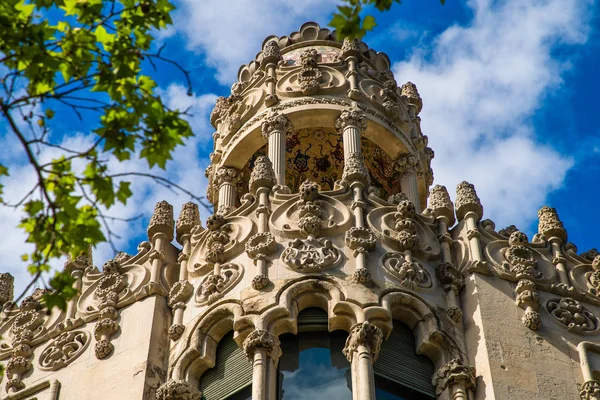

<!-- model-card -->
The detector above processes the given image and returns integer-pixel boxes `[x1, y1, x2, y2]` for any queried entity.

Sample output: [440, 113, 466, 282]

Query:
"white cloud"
[0, 84, 216, 296]
[393, 0, 592, 229]
[172, 0, 337, 84]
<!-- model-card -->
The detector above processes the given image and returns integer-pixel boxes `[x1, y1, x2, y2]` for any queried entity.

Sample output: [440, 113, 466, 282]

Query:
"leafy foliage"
[330, 0, 445, 40]
[0, 0, 200, 308]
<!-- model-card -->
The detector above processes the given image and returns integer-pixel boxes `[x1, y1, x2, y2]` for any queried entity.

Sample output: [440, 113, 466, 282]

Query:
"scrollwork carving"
[281, 238, 341, 272]
[38, 330, 90, 371]
[195, 263, 243, 306]
[546, 297, 599, 335]
[382, 253, 432, 289]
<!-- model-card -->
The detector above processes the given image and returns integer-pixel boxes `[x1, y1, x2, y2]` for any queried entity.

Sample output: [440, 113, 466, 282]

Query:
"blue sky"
[1, 0, 599, 294]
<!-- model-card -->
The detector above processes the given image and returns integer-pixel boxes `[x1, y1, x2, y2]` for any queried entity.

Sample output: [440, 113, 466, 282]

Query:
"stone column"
[168, 202, 200, 341]
[261, 41, 282, 107]
[244, 329, 282, 400]
[395, 154, 421, 212]
[432, 358, 476, 400]
[342, 322, 383, 400]
[261, 112, 292, 186]
[215, 166, 241, 215]
[538, 205, 570, 285]
[147, 200, 174, 294]
[455, 181, 485, 273]
[341, 38, 362, 100]
[335, 109, 367, 165]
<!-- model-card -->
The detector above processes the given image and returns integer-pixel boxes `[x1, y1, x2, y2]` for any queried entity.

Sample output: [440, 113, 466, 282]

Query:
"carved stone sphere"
[508, 231, 528, 247]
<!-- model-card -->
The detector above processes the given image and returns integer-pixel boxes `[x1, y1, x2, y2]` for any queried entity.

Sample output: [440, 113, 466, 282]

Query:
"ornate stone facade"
[0, 21, 592, 400]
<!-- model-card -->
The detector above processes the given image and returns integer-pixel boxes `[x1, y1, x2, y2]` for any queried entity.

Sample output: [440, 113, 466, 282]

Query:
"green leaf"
[362, 15, 377, 32]
[116, 181, 132, 204]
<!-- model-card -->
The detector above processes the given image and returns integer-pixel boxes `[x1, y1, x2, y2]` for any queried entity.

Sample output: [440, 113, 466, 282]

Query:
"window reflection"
[278, 329, 352, 399]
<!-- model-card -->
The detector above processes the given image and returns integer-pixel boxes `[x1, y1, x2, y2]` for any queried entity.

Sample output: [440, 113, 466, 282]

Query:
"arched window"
[277, 308, 352, 399]
[374, 320, 436, 399]
[199, 331, 253, 400]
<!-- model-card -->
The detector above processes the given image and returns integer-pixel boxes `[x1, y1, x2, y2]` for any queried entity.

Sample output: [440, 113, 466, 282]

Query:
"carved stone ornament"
[243, 329, 281, 360]
[298, 48, 321, 95]
[94, 260, 126, 359]
[580, 380, 600, 400]
[245, 232, 277, 259]
[446, 306, 463, 323]
[427, 185, 455, 225]
[499, 225, 519, 237]
[261, 112, 292, 140]
[0, 272, 14, 305]
[341, 37, 361, 58]
[436, 262, 464, 293]
[432, 358, 476, 396]
[382, 253, 432, 290]
[455, 181, 483, 222]
[176, 202, 200, 244]
[344, 227, 376, 253]
[261, 40, 282, 65]
[252, 274, 270, 291]
[195, 263, 243, 306]
[394, 154, 422, 176]
[148, 200, 175, 242]
[400, 81, 423, 115]
[581, 248, 600, 262]
[281, 238, 341, 272]
[335, 109, 367, 133]
[538, 205, 567, 242]
[342, 152, 370, 185]
[588, 256, 600, 297]
[523, 310, 542, 331]
[342, 322, 383, 362]
[249, 155, 276, 192]
[169, 324, 185, 341]
[546, 297, 599, 335]
[168, 280, 193, 309]
[156, 379, 202, 400]
[393, 200, 419, 252]
[38, 330, 90, 371]
[214, 166, 241, 188]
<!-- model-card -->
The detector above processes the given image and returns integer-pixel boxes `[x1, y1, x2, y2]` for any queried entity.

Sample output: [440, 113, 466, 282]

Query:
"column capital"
[342, 321, 383, 362]
[455, 181, 483, 222]
[261, 112, 292, 140]
[432, 358, 476, 396]
[394, 154, 422, 176]
[341, 38, 362, 59]
[156, 379, 201, 400]
[243, 329, 281, 360]
[335, 109, 367, 133]
[214, 166, 241, 187]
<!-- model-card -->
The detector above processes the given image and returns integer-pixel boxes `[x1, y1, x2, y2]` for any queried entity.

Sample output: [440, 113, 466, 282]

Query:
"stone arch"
[380, 290, 463, 371]
[170, 301, 246, 386]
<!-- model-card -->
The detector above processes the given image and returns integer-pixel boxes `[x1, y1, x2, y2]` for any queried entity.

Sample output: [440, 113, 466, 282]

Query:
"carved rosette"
[245, 232, 277, 259]
[432, 358, 476, 396]
[427, 185, 455, 225]
[148, 200, 175, 242]
[243, 329, 281, 361]
[156, 379, 202, 400]
[342, 322, 383, 362]
[249, 155, 276, 192]
[261, 112, 292, 141]
[6, 291, 46, 392]
[176, 202, 200, 244]
[38, 330, 90, 371]
[436, 262, 464, 294]
[382, 254, 432, 290]
[0, 272, 14, 306]
[401, 81, 423, 115]
[345, 227, 376, 254]
[195, 263, 243, 306]
[335, 109, 368, 133]
[168, 280, 193, 310]
[538, 205, 567, 242]
[580, 380, 600, 400]
[94, 260, 126, 359]
[546, 297, 599, 335]
[455, 181, 483, 222]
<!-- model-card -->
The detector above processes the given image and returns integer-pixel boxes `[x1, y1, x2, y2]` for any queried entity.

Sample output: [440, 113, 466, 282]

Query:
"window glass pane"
[278, 330, 352, 399]
[375, 375, 435, 400]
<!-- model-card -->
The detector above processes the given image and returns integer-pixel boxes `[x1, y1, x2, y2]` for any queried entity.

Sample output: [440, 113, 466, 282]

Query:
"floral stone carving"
[195, 263, 243, 306]
[94, 260, 126, 359]
[156, 379, 201, 400]
[343, 322, 383, 362]
[243, 329, 282, 360]
[38, 330, 90, 371]
[281, 238, 341, 272]
[432, 358, 476, 396]
[546, 297, 599, 335]
[382, 253, 432, 290]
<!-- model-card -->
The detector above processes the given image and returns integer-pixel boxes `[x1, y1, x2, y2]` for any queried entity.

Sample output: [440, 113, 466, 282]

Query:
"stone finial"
[341, 37, 361, 58]
[261, 40, 282, 66]
[432, 358, 476, 396]
[299, 180, 319, 202]
[581, 248, 600, 262]
[538, 206, 567, 242]
[176, 202, 200, 244]
[261, 112, 292, 140]
[214, 166, 241, 188]
[147, 200, 174, 242]
[427, 185, 455, 225]
[499, 225, 519, 237]
[401, 81, 423, 115]
[243, 329, 281, 360]
[342, 321, 383, 362]
[335, 109, 367, 133]
[300, 48, 318, 68]
[394, 154, 422, 176]
[455, 181, 483, 222]
[342, 153, 370, 185]
[249, 156, 276, 192]
[156, 380, 201, 400]
[0, 273, 14, 305]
